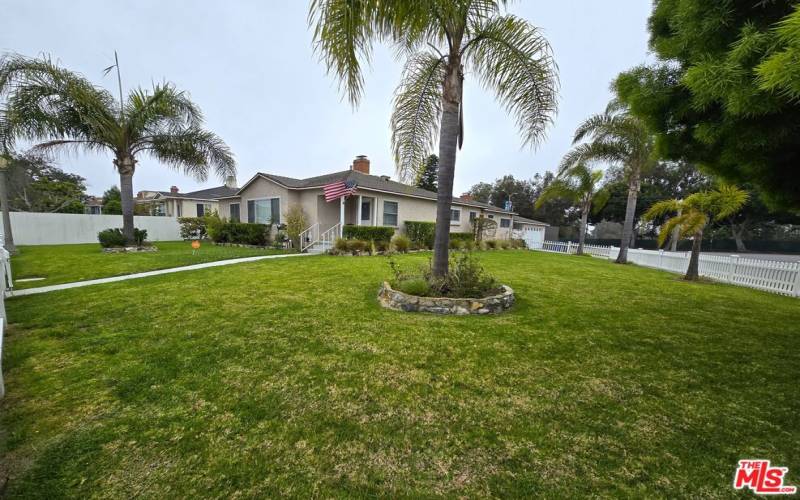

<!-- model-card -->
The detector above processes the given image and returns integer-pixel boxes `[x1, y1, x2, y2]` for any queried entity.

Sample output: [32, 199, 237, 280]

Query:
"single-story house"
[139, 155, 549, 249]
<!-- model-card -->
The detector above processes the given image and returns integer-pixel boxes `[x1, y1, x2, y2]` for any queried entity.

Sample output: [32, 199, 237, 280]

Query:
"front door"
[360, 198, 372, 225]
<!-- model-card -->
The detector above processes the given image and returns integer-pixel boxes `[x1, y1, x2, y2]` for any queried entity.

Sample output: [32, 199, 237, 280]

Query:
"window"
[177, 202, 182, 218]
[361, 200, 371, 221]
[247, 198, 280, 224]
[450, 209, 461, 222]
[500, 218, 511, 228]
[230, 203, 240, 223]
[383, 201, 398, 226]
[196, 203, 209, 217]
[487, 214, 494, 219]
[469, 211, 477, 222]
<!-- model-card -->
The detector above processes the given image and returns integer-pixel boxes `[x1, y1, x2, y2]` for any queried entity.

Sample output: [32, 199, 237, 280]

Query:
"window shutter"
[271, 198, 280, 224]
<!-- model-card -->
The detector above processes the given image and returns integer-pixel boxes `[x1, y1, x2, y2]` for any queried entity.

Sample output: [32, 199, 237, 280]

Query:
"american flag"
[323, 179, 358, 202]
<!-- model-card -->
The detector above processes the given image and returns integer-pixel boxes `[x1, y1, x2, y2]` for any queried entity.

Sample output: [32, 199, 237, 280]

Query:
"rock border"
[102, 246, 158, 253]
[378, 281, 515, 315]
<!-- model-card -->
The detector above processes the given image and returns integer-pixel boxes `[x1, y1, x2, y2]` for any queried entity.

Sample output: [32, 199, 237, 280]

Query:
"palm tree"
[309, 1, 558, 276]
[0, 54, 235, 243]
[562, 100, 656, 264]
[0, 154, 16, 253]
[644, 185, 748, 281]
[535, 163, 607, 255]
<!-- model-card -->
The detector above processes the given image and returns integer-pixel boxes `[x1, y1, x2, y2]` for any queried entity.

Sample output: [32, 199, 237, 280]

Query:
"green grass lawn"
[1, 251, 798, 497]
[9, 241, 292, 289]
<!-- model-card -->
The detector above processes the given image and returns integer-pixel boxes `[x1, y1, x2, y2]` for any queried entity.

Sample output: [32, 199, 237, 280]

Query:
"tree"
[284, 204, 309, 250]
[644, 185, 748, 281]
[0, 155, 15, 252]
[309, 1, 558, 276]
[561, 100, 657, 263]
[536, 164, 607, 254]
[0, 53, 235, 243]
[615, 2, 800, 210]
[5, 153, 87, 213]
[529, 171, 579, 227]
[466, 182, 493, 203]
[466, 175, 536, 218]
[102, 186, 122, 215]
[416, 154, 438, 192]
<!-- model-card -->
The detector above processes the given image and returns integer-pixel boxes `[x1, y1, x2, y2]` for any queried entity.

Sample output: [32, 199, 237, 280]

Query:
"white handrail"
[299, 223, 319, 253]
[320, 223, 341, 253]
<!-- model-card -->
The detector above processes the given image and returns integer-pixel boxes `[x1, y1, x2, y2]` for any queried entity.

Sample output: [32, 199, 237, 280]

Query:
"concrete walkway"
[8, 252, 314, 298]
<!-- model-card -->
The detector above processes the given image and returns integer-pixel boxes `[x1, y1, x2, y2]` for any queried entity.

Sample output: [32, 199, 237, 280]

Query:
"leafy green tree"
[5, 153, 87, 213]
[466, 182, 493, 203]
[0, 54, 235, 243]
[645, 185, 748, 281]
[535, 164, 608, 254]
[102, 186, 122, 215]
[416, 154, 438, 192]
[530, 171, 580, 227]
[562, 100, 657, 263]
[309, 0, 558, 276]
[615, 1, 800, 210]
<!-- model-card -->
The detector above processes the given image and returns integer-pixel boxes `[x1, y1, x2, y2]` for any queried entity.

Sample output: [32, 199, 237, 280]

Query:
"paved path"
[7, 252, 314, 298]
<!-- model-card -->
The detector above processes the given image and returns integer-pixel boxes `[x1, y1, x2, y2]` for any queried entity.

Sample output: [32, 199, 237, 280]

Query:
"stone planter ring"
[377, 281, 515, 315]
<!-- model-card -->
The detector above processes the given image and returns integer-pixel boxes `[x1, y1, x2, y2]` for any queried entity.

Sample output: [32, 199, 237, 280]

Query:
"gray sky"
[3, 1, 652, 196]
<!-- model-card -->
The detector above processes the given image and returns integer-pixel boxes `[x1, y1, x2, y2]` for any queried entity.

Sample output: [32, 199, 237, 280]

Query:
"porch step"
[305, 241, 332, 254]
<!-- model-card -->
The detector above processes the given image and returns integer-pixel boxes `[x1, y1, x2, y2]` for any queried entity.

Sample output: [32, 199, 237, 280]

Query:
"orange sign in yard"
[191, 240, 200, 250]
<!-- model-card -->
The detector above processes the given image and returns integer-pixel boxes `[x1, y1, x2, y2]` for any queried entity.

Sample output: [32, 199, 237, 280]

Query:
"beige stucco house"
[139, 156, 548, 249]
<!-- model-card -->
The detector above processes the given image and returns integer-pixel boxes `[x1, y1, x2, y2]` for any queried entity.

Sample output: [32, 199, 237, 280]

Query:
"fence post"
[658, 249, 664, 269]
[566, 241, 573, 254]
[728, 255, 739, 284]
[793, 262, 800, 297]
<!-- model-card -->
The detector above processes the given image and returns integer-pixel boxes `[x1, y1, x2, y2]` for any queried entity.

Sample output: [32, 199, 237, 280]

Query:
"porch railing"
[299, 223, 320, 253]
[320, 223, 341, 253]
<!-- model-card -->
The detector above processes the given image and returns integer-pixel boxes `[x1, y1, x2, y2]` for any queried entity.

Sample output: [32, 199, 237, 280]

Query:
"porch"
[300, 194, 380, 252]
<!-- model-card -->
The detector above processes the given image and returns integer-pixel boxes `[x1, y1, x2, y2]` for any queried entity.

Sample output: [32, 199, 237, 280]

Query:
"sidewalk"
[8, 252, 314, 297]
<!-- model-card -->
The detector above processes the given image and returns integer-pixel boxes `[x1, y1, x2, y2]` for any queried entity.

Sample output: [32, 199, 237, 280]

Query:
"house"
[83, 196, 103, 215]
[210, 155, 548, 249]
[136, 177, 239, 217]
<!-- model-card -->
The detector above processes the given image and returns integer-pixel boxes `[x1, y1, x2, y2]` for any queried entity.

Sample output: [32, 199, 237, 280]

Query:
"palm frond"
[710, 184, 749, 220]
[535, 179, 579, 208]
[644, 199, 682, 220]
[390, 51, 446, 183]
[125, 83, 202, 141]
[463, 14, 559, 148]
[141, 127, 235, 182]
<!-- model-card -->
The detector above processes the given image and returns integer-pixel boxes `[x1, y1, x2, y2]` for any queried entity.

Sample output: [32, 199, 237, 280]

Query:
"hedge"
[450, 232, 474, 243]
[342, 225, 395, 242]
[405, 221, 436, 248]
[211, 222, 271, 246]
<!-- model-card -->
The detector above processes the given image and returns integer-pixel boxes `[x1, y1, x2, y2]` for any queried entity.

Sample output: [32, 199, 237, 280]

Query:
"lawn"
[9, 241, 292, 290]
[1, 251, 798, 497]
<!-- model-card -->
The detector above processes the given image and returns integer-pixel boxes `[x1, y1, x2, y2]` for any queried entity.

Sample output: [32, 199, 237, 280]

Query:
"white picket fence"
[532, 240, 800, 297]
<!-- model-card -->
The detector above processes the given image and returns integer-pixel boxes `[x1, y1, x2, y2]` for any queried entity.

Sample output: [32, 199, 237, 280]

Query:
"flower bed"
[378, 281, 514, 315]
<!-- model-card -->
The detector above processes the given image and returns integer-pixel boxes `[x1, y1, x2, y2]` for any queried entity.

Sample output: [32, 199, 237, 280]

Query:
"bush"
[497, 240, 512, 250]
[348, 239, 368, 255]
[178, 217, 207, 240]
[449, 239, 464, 250]
[510, 239, 526, 249]
[98, 228, 148, 248]
[463, 239, 476, 251]
[215, 222, 270, 246]
[334, 237, 349, 253]
[342, 225, 395, 243]
[387, 252, 499, 299]
[405, 221, 435, 248]
[392, 234, 411, 253]
[450, 232, 474, 243]
[205, 211, 224, 242]
[484, 240, 498, 250]
[284, 204, 308, 249]
[396, 278, 431, 296]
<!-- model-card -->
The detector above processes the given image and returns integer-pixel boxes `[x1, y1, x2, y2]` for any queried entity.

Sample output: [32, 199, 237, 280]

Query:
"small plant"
[396, 278, 431, 296]
[485, 240, 497, 250]
[386, 252, 499, 298]
[204, 210, 225, 242]
[284, 204, 309, 249]
[392, 234, 411, 253]
[463, 239, 476, 251]
[498, 240, 512, 250]
[348, 239, 368, 255]
[368, 240, 377, 256]
[334, 238, 349, 253]
[449, 239, 464, 250]
[133, 228, 148, 247]
[98, 227, 148, 248]
[511, 239, 526, 249]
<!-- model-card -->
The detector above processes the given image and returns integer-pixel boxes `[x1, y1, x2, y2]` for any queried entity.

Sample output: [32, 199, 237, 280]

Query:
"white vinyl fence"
[531, 240, 800, 298]
[9, 212, 181, 245]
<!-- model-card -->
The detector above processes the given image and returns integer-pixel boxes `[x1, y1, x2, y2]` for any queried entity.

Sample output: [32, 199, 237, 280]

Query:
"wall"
[9, 212, 181, 245]
[237, 176, 296, 224]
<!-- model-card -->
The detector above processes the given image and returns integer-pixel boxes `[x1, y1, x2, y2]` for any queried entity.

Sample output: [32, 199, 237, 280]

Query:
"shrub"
[284, 204, 308, 249]
[205, 211, 225, 242]
[510, 238, 527, 249]
[342, 225, 395, 243]
[484, 240, 498, 250]
[463, 239, 476, 251]
[405, 221, 435, 248]
[98, 228, 126, 248]
[375, 240, 390, 252]
[98, 228, 148, 248]
[450, 232, 474, 243]
[334, 237, 349, 253]
[348, 239, 368, 255]
[392, 234, 411, 253]
[218, 222, 270, 246]
[449, 239, 464, 250]
[497, 240, 512, 250]
[396, 278, 431, 296]
[178, 217, 207, 240]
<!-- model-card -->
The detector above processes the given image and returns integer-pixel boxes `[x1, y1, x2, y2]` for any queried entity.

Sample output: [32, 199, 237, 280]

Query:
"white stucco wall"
[10, 212, 181, 245]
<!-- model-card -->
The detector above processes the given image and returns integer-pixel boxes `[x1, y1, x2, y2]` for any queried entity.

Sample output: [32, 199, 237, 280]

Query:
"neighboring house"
[212, 156, 548, 248]
[84, 196, 103, 215]
[136, 177, 238, 217]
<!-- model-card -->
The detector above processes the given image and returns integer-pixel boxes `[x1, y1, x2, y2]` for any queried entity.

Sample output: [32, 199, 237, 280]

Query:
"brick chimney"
[460, 193, 473, 201]
[170, 186, 179, 194]
[224, 175, 237, 189]
[351, 155, 370, 174]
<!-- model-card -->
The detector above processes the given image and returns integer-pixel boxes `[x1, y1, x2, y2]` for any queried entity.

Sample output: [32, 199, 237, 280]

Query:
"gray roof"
[156, 185, 239, 200]
[257, 169, 515, 213]
[512, 215, 548, 226]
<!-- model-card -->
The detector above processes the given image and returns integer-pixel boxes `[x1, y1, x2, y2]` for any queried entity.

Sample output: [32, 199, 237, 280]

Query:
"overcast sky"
[3, 1, 652, 196]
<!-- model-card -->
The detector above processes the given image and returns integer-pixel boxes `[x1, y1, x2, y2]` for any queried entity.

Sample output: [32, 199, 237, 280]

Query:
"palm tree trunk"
[685, 229, 703, 281]
[577, 202, 589, 255]
[432, 61, 462, 277]
[615, 165, 640, 264]
[669, 207, 682, 252]
[731, 221, 747, 252]
[116, 156, 137, 243]
[0, 168, 17, 254]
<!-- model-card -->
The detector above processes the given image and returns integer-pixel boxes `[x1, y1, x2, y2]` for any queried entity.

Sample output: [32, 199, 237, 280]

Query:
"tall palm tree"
[644, 185, 748, 281]
[309, 1, 558, 275]
[535, 163, 607, 255]
[0, 154, 16, 253]
[562, 100, 656, 264]
[0, 54, 235, 243]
